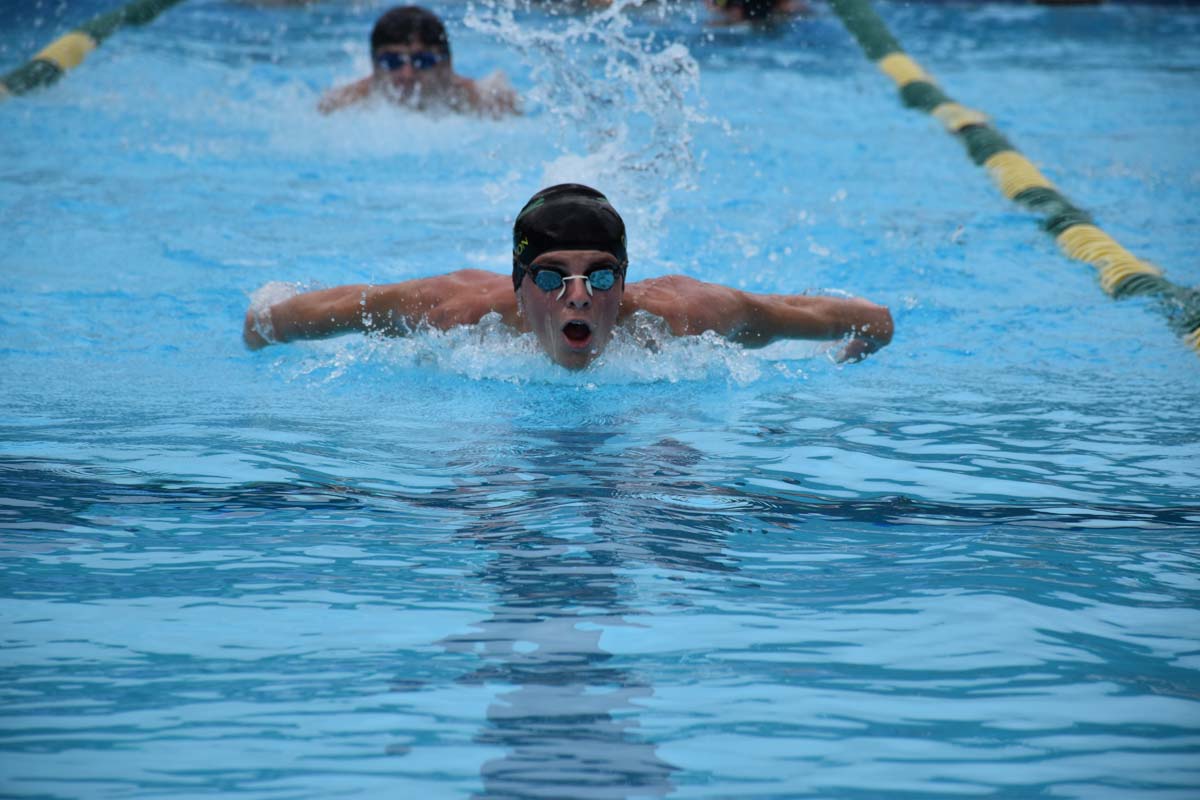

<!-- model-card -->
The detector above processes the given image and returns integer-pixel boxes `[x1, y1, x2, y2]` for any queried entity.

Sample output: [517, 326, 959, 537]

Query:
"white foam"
[274, 310, 825, 387]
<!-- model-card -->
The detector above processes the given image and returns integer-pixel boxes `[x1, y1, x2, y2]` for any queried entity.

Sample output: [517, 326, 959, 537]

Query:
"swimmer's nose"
[388, 65, 417, 86]
[563, 279, 591, 308]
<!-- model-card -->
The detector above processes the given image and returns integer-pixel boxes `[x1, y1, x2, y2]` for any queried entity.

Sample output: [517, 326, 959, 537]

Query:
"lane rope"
[827, 0, 1200, 355]
[1, 0, 185, 98]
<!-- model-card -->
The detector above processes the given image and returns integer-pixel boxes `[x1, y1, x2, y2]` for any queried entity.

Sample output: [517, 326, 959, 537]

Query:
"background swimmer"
[318, 5, 518, 117]
[707, 0, 810, 25]
[243, 184, 893, 369]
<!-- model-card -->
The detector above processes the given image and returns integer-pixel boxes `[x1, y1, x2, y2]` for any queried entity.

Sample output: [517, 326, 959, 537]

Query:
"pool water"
[2, 1, 1199, 797]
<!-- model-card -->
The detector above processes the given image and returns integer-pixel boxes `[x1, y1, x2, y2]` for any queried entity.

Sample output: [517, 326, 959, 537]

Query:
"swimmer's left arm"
[644, 277, 892, 361]
[742, 293, 894, 361]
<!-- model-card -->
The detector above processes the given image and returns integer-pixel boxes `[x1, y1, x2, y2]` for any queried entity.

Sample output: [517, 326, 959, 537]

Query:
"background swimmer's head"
[708, 0, 788, 22]
[371, 6, 451, 61]
[369, 6, 451, 59]
[370, 6, 454, 101]
[511, 184, 628, 292]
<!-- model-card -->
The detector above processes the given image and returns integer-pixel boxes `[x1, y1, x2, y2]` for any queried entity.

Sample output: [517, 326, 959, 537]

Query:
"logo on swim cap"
[516, 197, 545, 221]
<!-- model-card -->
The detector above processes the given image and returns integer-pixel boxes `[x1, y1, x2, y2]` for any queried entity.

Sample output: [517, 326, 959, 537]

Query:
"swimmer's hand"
[243, 310, 271, 350]
[244, 282, 303, 350]
[831, 312, 893, 363]
[835, 335, 881, 363]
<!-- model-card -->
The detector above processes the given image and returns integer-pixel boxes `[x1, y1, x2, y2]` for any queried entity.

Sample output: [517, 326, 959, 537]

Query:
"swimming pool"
[2, 0, 1198, 796]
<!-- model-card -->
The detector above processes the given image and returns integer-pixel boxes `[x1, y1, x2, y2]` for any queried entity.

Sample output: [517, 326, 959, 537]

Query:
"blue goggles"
[374, 51, 443, 72]
[525, 265, 623, 299]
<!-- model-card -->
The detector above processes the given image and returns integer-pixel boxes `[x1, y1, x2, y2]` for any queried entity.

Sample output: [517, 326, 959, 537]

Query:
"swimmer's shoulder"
[423, 270, 519, 328]
[621, 275, 751, 337]
[622, 275, 713, 313]
[439, 268, 510, 286]
[360, 270, 516, 330]
[461, 71, 519, 117]
[620, 275, 703, 329]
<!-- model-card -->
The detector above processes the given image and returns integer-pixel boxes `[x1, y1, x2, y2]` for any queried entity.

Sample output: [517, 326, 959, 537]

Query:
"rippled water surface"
[2, 1, 1199, 797]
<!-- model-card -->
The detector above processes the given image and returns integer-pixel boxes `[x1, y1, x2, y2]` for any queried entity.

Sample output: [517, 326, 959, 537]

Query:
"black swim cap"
[512, 184, 627, 291]
[371, 6, 450, 58]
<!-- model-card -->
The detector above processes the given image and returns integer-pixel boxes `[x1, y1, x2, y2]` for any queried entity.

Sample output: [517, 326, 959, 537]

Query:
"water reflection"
[448, 522, 675, 799]
[431, 431, 739, 798]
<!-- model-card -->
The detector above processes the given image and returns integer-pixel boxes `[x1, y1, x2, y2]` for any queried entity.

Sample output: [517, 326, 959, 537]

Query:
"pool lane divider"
[827, 0, 1200, 356]
[0, 0, 186, 98]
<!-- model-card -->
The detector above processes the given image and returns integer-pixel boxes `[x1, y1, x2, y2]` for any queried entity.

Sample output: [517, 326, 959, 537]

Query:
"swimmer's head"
[512, 184, 628, 370]
[512, 184, 627, 291]
[370, 6, 454, 102]
[371, 6, 451, 60]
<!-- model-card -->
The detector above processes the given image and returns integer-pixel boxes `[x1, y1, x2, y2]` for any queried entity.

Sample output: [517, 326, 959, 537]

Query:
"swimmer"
[706, 0, 809, 25]
[318, 5, 518, 117]
[242, 184, 893, 368]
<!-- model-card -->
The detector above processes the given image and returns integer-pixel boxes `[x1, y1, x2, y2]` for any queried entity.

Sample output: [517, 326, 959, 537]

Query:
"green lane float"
[1, 0, 185, 97]
[828, 0, 1200, 356]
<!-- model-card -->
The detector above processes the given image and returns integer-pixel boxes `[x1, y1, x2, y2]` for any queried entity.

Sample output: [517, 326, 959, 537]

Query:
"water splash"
[275, 311, 823, 387]
[248, 280, 303, 313]
[464, 0, 709, 260]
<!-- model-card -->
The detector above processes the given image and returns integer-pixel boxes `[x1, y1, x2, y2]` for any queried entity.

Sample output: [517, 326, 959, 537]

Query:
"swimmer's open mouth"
[562, 320, 592, 349]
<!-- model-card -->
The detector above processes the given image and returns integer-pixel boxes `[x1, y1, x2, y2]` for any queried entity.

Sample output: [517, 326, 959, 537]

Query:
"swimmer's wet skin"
[243, 184, 893, 368]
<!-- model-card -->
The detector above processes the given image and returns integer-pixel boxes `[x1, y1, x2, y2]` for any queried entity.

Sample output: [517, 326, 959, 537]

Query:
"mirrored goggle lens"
[410, 52, 441, 70]
[375, 51, 441, 71]
[588, 268, 617, 291]
[532, 270, 565, 292]
[531, 268, 619, 293]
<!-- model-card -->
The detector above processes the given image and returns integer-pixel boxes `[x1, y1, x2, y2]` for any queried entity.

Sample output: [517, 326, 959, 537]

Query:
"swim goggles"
[525, 265, 624, 299]
[374, 51, 443, 72]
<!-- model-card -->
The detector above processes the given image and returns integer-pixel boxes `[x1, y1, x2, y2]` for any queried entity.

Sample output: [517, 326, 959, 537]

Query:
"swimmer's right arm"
[242, 271, 514, 349]
[318, 78, 371, 114]
[243, 284, 413, 350]
[245, 285, 363, 349]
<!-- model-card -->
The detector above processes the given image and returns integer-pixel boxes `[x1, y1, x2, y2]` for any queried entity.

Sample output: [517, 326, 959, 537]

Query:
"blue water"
[2, 1, 1199, 797]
